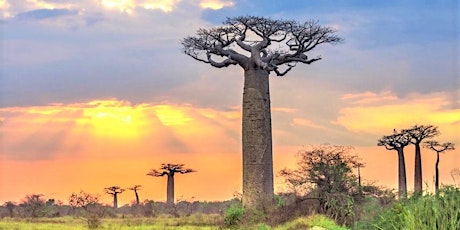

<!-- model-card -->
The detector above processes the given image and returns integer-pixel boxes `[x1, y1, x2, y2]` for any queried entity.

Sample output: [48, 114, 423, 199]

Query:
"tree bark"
[135, 191, 140, 206]
[414, 143, 423, 193]
[435, 152, 440, 193]
[167, 173, 174, 204]
[397, 147, 407, 198]
[113, 194, 118, 208]
[242, 66, 274, 209]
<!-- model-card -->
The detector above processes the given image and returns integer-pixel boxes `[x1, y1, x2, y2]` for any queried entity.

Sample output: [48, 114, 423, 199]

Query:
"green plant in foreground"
[371, 186, 460, 230]
[224, 204, 245, 228]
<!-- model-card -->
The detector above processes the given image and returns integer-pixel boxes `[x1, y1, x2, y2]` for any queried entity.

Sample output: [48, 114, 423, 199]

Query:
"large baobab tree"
[104, 186, 125, 208]
[423, 141, 455, 193]
[378, 130, 411, 198]
[403, 125, 439, 193]
[182, 16, 342, 209]
[147, 163, 195, 204]
[128, 185, 142, 206]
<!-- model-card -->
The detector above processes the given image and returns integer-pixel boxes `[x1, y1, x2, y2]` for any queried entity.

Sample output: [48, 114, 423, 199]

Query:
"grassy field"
[0, 214, 348, 230]
[0, 215, 221, 230]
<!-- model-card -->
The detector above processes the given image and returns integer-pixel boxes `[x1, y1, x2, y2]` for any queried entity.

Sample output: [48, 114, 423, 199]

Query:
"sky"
[0, 0, 459, 206]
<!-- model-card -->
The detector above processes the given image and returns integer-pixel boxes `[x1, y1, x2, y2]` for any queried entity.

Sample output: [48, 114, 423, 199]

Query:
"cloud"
[14, 8, 78, 20]
[334, 91, 460, 137]
[0, 99, 241, 161]
[291, 118, 324, 129]
[200, 0, 234, 10]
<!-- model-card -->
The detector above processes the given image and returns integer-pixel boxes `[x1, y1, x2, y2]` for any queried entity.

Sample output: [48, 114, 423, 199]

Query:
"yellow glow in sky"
[101, 0, 136, 14]
[200, 0, 234, 10]
[100, 0, 181, 13]
[79, 100, 146, 138]
[26, 0, 55, 9]
[154, 105, 193, 126]
[140, 0, 180, 12]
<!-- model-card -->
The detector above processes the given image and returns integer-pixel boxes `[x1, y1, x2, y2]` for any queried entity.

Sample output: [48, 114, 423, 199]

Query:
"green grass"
[0, 214, 348, 230]
[272, 215, 349, 230]
[0, 216, 221, 230]
[355, 186, 460, 230]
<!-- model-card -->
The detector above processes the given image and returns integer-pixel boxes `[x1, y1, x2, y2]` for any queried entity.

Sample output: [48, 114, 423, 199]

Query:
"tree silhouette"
[68, 190, 99, 211]
[378, 130, 411, 198]
[423, 141, 455, 193]
[104, 186, 124, 208]
[182, 16, 342, 209]
[4, 201, 16, 218]
[147, 163, 195, 204]
[403, 125, 439, 193]
[128, 185, 142, 206]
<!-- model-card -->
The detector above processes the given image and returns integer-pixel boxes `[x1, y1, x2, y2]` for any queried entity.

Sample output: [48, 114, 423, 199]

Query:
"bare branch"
[148, 163, 196, 176]
[424, 140, 455, 153]
[182, 16, 342, 74]
[146, 169, 168, 177]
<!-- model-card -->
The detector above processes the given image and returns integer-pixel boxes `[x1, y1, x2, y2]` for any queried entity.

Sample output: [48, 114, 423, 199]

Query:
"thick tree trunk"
[414, 143, 423, 193]
[397, 148, 407, 198]
[435, 152, 440, 193]
[113, 194, 118, 208]
[167, 173, 174, 204]
[242, 66, 274, 210]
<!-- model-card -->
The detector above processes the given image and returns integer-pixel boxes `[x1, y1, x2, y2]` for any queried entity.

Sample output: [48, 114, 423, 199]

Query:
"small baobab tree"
[423, 141, 455, 193]
[147, 163, 195, 204]
[128, 185, 142, 206]
[104, 186, 125, 208]
[378, 130, 411, 198]
[182, 16, 342, 209]
[403, 125, 439, 193]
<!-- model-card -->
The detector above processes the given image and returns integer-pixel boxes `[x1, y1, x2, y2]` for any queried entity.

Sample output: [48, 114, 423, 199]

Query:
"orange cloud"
[0, 99, 244, 204]
[334, 91, 460, 138]
[291, 118, 324, 129]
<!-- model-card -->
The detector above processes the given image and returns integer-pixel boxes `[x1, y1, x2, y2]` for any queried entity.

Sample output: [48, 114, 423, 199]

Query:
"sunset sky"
[1, 0, 459, 206]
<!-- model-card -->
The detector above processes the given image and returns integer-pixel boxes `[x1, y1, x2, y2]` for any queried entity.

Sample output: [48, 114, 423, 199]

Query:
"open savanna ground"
[0, 214, 349, 230]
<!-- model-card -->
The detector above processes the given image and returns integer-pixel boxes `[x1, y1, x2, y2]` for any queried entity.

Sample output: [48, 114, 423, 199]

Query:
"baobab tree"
[377, 130, 411, 198]
[128, 185, 142, 206]
[104, 186, 125, 208]
[423, 141, 455, 193]
[182, 16, 342, 209]
[147, 163, 195, 204]
[403, 125, 439, 193]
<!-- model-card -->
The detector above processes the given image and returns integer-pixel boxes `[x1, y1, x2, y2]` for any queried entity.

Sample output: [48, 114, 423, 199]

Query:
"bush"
[224, 204, 245, 227]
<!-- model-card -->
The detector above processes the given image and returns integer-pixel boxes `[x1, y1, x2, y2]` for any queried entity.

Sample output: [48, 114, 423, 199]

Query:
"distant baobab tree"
[182, 16, 342, 209]
[104, 186, 125, 208]
[128, 185, 142, 206]
[403, 125, 439, 193]
[378, 130, 411, 198]
[147, 163, 195, 204]
[424, 140, 455, 193]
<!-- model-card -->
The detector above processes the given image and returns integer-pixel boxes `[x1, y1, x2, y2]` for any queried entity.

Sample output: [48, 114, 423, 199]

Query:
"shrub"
[224, 204, 245, 228]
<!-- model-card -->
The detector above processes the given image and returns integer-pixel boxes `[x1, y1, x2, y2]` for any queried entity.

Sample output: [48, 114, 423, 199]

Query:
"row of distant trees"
[103, 163, 195, 208]
[1, 162, 195, 220]
[378, 124, 455, 197]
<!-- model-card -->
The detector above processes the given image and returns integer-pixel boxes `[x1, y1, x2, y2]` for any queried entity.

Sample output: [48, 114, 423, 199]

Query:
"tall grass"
[361, 186, 460, 230]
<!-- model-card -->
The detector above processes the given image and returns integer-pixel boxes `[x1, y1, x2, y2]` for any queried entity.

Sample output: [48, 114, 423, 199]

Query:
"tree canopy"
[182, 16, 342, 75]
